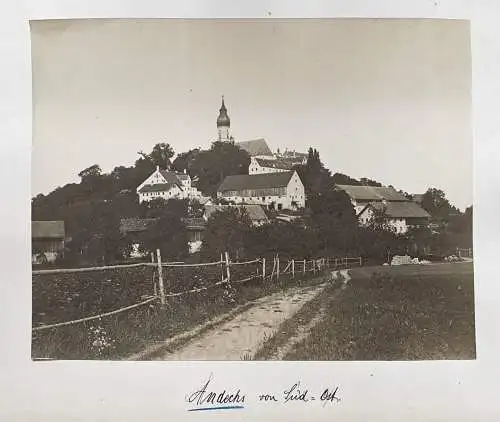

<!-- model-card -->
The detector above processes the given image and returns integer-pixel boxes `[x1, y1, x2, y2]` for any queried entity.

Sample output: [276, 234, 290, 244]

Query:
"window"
[277, 203, 283, 211]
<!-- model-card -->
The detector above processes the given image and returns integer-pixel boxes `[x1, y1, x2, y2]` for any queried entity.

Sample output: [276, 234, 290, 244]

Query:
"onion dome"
[216, 96, 230, 127]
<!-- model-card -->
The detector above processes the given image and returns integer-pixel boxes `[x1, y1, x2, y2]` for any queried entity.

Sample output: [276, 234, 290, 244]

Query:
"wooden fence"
[32, 250, 362, 332]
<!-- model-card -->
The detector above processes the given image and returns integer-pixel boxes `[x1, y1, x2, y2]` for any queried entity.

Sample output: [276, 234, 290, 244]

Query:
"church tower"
[216, 96, 231, 142]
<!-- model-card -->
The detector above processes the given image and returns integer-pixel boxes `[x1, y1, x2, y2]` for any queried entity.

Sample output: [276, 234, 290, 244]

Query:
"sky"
[31, 19, 472, 210]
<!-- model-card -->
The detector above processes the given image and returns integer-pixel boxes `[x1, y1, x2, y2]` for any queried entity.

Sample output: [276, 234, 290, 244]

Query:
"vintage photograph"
[30, 18, 474, 361]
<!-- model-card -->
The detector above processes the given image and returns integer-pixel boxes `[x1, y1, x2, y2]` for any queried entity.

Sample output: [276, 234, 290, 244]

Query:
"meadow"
[256, 263, 475, 361]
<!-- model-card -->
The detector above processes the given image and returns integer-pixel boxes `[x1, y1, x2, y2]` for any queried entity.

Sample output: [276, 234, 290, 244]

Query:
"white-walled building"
[136, 166, 204, 203]
[335, 184, 430, 234]
[249, 156, 305, 175]
[217, 170, 305, 211]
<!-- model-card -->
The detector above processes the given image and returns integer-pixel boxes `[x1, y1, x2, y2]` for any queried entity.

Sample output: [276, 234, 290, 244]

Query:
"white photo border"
[1, 1, 499, 421]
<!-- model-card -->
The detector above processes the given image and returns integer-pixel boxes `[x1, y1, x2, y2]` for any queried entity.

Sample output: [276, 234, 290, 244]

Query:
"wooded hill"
[32, 141, 473, 266]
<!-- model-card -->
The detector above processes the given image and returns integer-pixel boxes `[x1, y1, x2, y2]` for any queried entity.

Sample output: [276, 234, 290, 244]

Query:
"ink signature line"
[188, 405, 245, 412]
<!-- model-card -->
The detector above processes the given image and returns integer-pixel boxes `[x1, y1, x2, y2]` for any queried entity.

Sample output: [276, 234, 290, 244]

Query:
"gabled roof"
[235, 138, 273, 157]
[120, 218, 157, 233]
[255, 158, 295, 170]
[32, 221, 65, 239]
[138, 183, 178, 193]
[218, 171, 295, 192]
[366, 201, 431, 219]
[335, 184, 407, 202]
[204, 204, 269, 223]
[159, 169, 187, 185]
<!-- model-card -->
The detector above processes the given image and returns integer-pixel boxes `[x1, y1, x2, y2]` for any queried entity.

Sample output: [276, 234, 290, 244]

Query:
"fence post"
[303, 259, 306, 275]
[276, 254, 280, 282]
[292, 259, 295, 278]
[313, 259, 316, 275]
[225, 252, 231, 284]
[326, 257, 330, 269]
[156, 249, 166, 306]
[359, 256, 362, 267]
[262, 257, 266, 282]
[151, 252, 157, 297]
[220, 253, 224, 281]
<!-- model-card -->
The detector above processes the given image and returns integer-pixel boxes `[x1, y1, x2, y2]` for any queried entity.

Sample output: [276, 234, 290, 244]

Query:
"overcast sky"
[31, 18, 472, 210]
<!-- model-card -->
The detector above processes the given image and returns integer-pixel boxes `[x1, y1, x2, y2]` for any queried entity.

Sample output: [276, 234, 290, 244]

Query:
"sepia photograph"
[30, 18, 474, 362]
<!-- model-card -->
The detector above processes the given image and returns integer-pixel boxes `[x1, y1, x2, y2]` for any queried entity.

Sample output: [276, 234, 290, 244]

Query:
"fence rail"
[33, 296, 158, 332]
[32, 262, 148, 276]
[32, 250, 361, 333]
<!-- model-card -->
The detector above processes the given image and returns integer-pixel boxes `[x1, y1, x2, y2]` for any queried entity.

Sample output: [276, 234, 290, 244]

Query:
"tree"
[140, 198, 188, 219]
[189, 141, 250, 197]
[420, 188, 458, 224]
[294, 147, 333, 195]
[138, 215, 188, 260]
[307, 189, 359, 254]
[331, 173, 361, 186]
[446, 205, 473, 249]
[406, 225, 433, 256]
[360, 177, 382, 187]
[63, 201, 129, 265]
[110, 165, 137, 191]
[138, 142, 175, 169]
[172, 148, 201, 173]
[357, 227, 404, 264]
[202, 208, 252, 260]
[367, 204, 395, 233]
[134, 157, 156, 186]
[245, 222, 321, 260]
[78, 164, 102, 181]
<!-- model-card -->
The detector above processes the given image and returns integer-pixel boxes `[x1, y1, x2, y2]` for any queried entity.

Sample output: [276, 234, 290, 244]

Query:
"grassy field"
[31, 262, 325, 360]
[257, 263, 476, 361]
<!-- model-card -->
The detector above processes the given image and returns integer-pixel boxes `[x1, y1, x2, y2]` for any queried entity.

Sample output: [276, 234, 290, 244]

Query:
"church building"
[217, 96, 231, 142]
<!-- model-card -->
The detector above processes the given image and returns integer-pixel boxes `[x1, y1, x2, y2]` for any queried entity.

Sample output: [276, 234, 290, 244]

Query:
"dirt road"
[154, 282, 328, 360]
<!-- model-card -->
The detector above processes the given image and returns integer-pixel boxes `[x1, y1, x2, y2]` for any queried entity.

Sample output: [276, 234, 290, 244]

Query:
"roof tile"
[336, 184, 407, 201]
[218, 171, 295, 192]
[235, 138, 273, 156]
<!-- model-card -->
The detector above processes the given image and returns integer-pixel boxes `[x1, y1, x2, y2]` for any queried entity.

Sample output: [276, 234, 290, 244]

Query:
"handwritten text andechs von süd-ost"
[185, 374, 341, 410]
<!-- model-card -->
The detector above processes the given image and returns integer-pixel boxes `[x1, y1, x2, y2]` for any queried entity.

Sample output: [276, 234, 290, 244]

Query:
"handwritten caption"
[185, 374, 341, 412]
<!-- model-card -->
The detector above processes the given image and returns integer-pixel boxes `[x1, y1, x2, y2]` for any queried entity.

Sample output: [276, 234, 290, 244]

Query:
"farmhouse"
[204, 204, 269, 226]
[136, 166, 204, 203]
[32, 220, 65, 264]
[335, 184, 430, 234]
[357, 201, 431, 234]
[217, 170, 305, 211]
